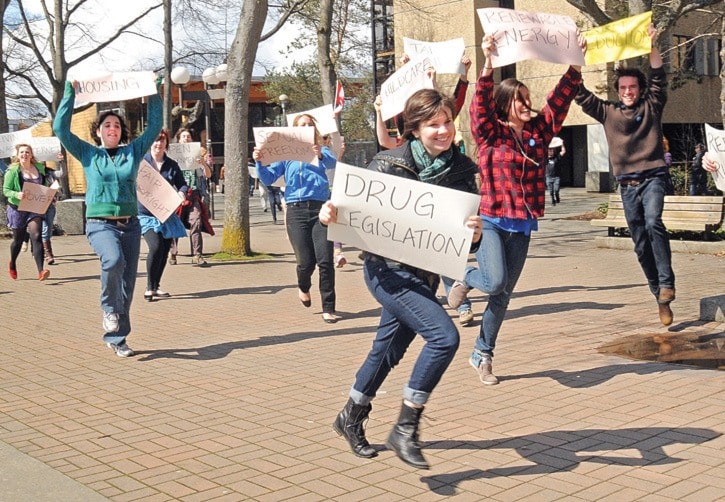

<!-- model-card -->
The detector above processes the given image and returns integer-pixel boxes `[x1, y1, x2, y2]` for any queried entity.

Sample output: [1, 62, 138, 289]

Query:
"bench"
[592, 194, 725, 236]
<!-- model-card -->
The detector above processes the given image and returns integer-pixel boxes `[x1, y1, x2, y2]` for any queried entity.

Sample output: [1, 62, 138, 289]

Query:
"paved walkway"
[0, 188, 723, 501]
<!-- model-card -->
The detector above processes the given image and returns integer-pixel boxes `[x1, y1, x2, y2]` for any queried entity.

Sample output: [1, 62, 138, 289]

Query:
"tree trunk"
[221, 0, 268, 255]
[317, 0, 337, 106]
[163, 0, 173, 130]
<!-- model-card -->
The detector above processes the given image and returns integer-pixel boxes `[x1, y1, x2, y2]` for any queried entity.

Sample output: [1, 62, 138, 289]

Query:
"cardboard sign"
[0, 129, 33, 158]
[287, 104, 338, 136]
[584, 12, 652, 65]
[704, 124, 725, 191]
[476, 8, 585, 68]
[379, 57, 436, 121]
[168, 142, 202, 171]
[17, 181, 59, 214]
[74, 71, 157, 103]
[327, 163, 481, 280]
[253, 127, 317, 166]
[27, 137, 62, 162]
[403, 37, 466, 75]
[136, 160, 184, 223]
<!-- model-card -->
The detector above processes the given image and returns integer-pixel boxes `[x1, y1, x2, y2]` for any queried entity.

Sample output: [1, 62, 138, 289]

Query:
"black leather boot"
[333, 398, 377, 458]
[386, 401, 429, 469]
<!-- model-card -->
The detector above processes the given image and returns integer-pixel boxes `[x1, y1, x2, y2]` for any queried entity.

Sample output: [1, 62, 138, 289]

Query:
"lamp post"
[170, 66, 190, 109]
[279, 94, 289, 126]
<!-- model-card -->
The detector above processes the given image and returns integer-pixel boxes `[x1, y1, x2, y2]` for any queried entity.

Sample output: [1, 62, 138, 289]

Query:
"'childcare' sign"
[476, 8, 584, 67]
[328, 163, 480, 280]
[379, 58, 435, 121]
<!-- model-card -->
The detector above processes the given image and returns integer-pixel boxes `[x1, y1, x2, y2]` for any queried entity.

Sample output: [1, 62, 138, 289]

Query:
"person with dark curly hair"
[53, 76, 162, 357]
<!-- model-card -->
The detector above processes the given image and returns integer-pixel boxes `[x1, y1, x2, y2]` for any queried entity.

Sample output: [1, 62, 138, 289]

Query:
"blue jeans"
[546, 176, 560, 202]
[285, 201, 336, 313]
[86, 217, 141, 345]
[462, 225, 530, 366]
[441, 275, 472, 313]
[350, 258, 460, 407]
[620, 176, 675, 298]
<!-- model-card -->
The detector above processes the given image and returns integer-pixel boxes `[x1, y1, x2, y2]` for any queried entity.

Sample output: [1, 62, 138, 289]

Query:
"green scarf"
[411, 139, 452, 184]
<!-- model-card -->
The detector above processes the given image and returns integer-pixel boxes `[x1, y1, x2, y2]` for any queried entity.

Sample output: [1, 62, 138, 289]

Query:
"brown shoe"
[658, 287, 676, 304]
[658, 302, 673, 326]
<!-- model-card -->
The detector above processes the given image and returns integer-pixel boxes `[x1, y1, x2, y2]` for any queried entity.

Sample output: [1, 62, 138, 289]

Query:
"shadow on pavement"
[421, 427, 722, 495]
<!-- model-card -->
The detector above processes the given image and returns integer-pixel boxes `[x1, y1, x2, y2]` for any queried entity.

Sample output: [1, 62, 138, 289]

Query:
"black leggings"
[10, 217, 44, 273]
[143, 230, 172, 291]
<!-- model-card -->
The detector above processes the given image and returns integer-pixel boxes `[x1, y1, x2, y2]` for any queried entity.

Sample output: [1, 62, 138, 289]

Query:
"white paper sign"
[17, 181, 59, 214]
[74, 71, 157, 103]
[27, 137, 62, 162]
[476, 8, 585, 68]
[379, 57, 436, 121]
[253, 127, 317, 166]
[136, 160, 184, 223]
[0, 129, 33, 158]
[403, 38, 466, 75]
[168, 142, 202, 171]
[327, 163, 481, 280]
[287, 104, 338, 136]
[704, 124, 725, 191]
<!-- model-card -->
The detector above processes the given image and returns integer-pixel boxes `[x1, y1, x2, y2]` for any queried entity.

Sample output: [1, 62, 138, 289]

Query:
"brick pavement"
[0, 188, 723, 501]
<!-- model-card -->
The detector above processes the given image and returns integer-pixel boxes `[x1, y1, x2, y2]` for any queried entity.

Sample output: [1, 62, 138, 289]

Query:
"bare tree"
[221, 0, 310, 256]
[0, 0, 11, 134]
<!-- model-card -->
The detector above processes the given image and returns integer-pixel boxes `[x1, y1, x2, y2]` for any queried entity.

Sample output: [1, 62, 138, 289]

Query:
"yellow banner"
[584, 12, 652, 65]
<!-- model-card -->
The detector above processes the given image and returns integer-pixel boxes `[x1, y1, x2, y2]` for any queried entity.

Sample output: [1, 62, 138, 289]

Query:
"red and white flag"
[333, 80, 345, 114]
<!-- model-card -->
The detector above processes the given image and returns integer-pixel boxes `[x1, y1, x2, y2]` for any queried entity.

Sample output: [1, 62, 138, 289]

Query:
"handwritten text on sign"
[476, 8, 584, 68]
[705, 124, 725, 192]
[379, 58, 435, 121]
[327, 163, 480, 280]
[28, 137, 62, 162]
[136, 160, 184, 223]
[18, 181, 59, 214]
[0, 129, 33, 158]
[402, 38, 466, 75]
[584, 11, 652, 65]
[253, 127, 317, 166]
[74, 71, 157, 103]
[168, 142, 201, 171]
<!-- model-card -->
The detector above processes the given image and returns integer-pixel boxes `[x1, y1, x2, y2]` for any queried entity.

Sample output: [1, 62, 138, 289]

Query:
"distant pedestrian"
[546, 137, 565, 206]
[53, 76, 163, 357]
[689, 143, 708, 196]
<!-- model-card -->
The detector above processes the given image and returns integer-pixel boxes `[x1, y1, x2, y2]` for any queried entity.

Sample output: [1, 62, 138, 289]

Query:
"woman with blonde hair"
[3, 143, 52, 281]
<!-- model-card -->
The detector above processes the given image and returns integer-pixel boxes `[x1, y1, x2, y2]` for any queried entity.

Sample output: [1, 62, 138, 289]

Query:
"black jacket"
[363, 141, 481, 287]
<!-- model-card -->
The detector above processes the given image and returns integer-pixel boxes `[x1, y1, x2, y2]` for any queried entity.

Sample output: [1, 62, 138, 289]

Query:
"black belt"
[287, 200, 324, 209]
[88, 216, 135, 225]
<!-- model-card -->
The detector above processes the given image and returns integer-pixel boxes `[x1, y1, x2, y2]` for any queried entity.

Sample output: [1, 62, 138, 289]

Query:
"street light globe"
[202, 67, 219, 85]
[170, 66, 190, 85]
[215, 63, 228, 82]
[279, 94, 289, 106]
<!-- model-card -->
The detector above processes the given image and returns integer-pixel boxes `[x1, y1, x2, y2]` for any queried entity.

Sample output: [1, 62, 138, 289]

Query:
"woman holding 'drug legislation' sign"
[447, 32, 586, 386]
[320, 89, 483, 470]
[53, 76, 162, 358]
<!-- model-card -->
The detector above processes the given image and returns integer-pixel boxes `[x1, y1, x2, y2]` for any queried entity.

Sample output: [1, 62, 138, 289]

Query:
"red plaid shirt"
[470, 67, 581, 219]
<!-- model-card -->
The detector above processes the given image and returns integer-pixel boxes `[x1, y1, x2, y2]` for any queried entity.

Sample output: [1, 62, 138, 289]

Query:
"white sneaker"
[103, 312, 119, 333]
[469, 355, 499, 385]
[458, 309, 474, 326]
[107, 342, 134, 357]
[153, 289, 171, 298]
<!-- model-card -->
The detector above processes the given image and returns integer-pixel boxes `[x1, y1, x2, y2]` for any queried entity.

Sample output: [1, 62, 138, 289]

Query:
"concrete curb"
[595, 235, 725, 254]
